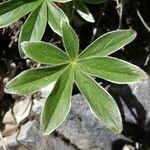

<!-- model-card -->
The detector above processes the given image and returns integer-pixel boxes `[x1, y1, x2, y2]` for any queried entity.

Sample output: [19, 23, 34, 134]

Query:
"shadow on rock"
[110, 84, 150, 150]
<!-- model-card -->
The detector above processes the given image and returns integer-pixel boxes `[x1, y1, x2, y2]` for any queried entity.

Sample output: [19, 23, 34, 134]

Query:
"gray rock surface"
[110, 79, 150, 126]
[2, 78, 150, 150]
[57, 94, 125, 150]
[129, 79, 150, 123]
[0, 93, 126, 150]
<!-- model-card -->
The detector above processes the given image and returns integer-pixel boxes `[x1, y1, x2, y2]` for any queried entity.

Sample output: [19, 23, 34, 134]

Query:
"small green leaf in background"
[75, 0, 95, 23]
[19, 2, 47, 58]
[0, 0, 71, 58]
[41, 66, 73, 134]
[75, 68, 122, 133]
[47, 0, 69, 36]
[0, 0, 42, 28]
[5, 20, 148, 135]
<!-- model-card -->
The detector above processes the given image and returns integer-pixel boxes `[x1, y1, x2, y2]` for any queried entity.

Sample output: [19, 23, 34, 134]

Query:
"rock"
[0, 120, 76, 150]
[110, 79, 150, 126]
[129, 79, 150, 124]
[57, 94, 126, 150]
[1, 91, 129, 150]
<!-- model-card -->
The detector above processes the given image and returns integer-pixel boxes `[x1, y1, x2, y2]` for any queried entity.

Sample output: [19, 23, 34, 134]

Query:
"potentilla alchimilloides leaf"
[78, 56, 148, 84]
[79, 30, 136, 58]
[21, 41, 70, 65]
[47, 1, 69, 36]
[75, 68, 122, 133]
[0, 0, 42, 28]
[5, 64, 68, 95]
[75, 0, 95, 23]
[41, 66, 73, 134]
[19, 2, 47, 58]
[61, 20, 79, 59]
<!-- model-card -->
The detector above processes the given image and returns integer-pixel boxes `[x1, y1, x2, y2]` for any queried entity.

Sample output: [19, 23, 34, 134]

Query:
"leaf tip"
[40, 120, 55, 136]
[4, 81, 11, 94]
[110, 122, 123, 134]
[4, 85, 14, 95]
[131, 29, 137, 38]
[136, 69, 149, 82]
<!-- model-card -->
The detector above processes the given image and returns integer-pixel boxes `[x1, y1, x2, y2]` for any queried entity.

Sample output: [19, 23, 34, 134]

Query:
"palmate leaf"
[75, 68, 122, 133]
[41, 66, 73, 134]
[79, 30, 137, 58]
[47, 1, 69, 36]
[19, 2, 47, 58]
[21, 41, 70, 65]
[61, 20, 79, 59]
[75, 0, 95, 23]
[0, 0, 42, 28]
[78, 56, 148, 84]
[4, 19, 148, 135]
[5, 64, 68, 95]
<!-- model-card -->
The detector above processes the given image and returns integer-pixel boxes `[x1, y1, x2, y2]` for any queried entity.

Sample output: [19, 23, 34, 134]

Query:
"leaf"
[41, 66, 74, 134]
[19, 2, 47, 58]
[74, 68, 122, 133]
[61, 20, 79, 59]
[47, 1, 69, 36]
[0, 0, 42, 28]
[5, 64, 68, 95]
[78, 56, 148, 84]
[82, 0, 106, 4]
[79, 30, 137, 58]
[75, 0, 95, 23]
[21, 41, 70, 65]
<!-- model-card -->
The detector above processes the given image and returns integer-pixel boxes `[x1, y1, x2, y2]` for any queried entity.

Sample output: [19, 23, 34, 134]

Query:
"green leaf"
[5, 64, 68, 95]
[41, 66, 74, 134]
[0, 0, 42, 28]
[82, 0, 106, 4]
[79, 30, 137, 58]
[21, 41, 70, 65]
[47, 1, 69, 36]
[19, 2, 47, 58]
[61, 20, 79, 59]
[78, 56, 148, 84]
[74, 68, 122, 133]
[75, 0, 95, 23]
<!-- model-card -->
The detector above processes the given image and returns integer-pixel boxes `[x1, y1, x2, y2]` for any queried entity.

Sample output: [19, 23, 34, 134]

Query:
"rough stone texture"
[0, 94, 126, 150]
[110, 79, 150, 126]
[0, 120, 76, 150]
[1, 78, 150, 150]
[129, 79, 150, 124]
[57, 94, 125, 150]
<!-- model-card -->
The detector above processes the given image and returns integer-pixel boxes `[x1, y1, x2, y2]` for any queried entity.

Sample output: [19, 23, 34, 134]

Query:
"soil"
[0, 0, 150, 149]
